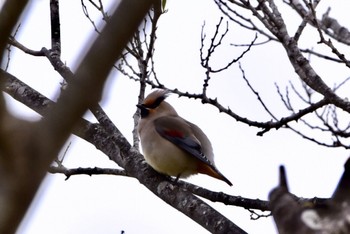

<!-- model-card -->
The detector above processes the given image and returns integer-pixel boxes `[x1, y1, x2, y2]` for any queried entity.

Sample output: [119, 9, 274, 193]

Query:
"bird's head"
[137, 89, 177, 119]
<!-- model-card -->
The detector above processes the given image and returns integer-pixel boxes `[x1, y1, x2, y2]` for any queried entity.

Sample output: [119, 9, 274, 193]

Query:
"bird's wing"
[154, 116, 233, 186]
[154, 116, 214, 167]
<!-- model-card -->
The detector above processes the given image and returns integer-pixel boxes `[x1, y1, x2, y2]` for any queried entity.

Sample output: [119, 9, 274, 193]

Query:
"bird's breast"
[141, 136, 198, 178]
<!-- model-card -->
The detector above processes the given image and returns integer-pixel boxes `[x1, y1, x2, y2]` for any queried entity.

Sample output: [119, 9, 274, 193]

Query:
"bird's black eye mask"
[137, 94, 167, 118]
[137, 104, 149, 118]
[145, 95, 166, 109]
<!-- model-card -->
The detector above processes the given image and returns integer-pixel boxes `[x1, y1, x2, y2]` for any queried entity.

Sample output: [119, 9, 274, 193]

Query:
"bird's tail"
[198, 163, 233, 186]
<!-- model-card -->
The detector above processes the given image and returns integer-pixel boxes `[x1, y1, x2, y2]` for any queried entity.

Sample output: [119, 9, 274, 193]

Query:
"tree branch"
[48, 165, 128, 180]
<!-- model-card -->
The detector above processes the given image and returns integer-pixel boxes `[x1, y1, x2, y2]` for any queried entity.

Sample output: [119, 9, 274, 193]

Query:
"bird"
[137, 89, 232, 186]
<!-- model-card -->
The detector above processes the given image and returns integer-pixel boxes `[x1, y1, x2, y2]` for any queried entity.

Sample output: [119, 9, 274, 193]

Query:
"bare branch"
[300, 48, 350, 64]
[286, 0, 350, 45]
[50, 0, 61, 56]
[8, 36, 45, 56]
[293, 0, 320, 42]
[200, 18, 256, 74]
[239, 62, 278, 121]
[309, 3, 350, 68]
[48, 165, 128, 180]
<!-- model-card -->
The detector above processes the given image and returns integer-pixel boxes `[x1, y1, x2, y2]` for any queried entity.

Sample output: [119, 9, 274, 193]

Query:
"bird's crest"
[142, 89, 170, 109]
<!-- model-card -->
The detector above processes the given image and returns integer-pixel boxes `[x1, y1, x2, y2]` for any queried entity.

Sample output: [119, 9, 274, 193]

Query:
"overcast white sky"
[2, 0, 350, 233]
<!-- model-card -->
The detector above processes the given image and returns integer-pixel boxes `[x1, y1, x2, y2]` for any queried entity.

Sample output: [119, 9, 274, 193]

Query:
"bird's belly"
[142, 141, 197, 178]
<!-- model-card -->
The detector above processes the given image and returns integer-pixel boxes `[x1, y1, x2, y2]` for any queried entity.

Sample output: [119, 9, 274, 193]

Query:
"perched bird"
[137, 89, 232, 186]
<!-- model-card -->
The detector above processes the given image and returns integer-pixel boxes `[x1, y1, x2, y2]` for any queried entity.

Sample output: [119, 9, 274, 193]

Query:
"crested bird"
[137, 89, 232, 186]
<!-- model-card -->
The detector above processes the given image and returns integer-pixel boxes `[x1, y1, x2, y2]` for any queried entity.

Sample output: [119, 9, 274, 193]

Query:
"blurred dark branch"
[0, 1, 153, 233]
[270, 159, 350, 233]
[0, 1, 33, 233]
[321, 7, 350, 45]
[0, 0, 29, 57]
